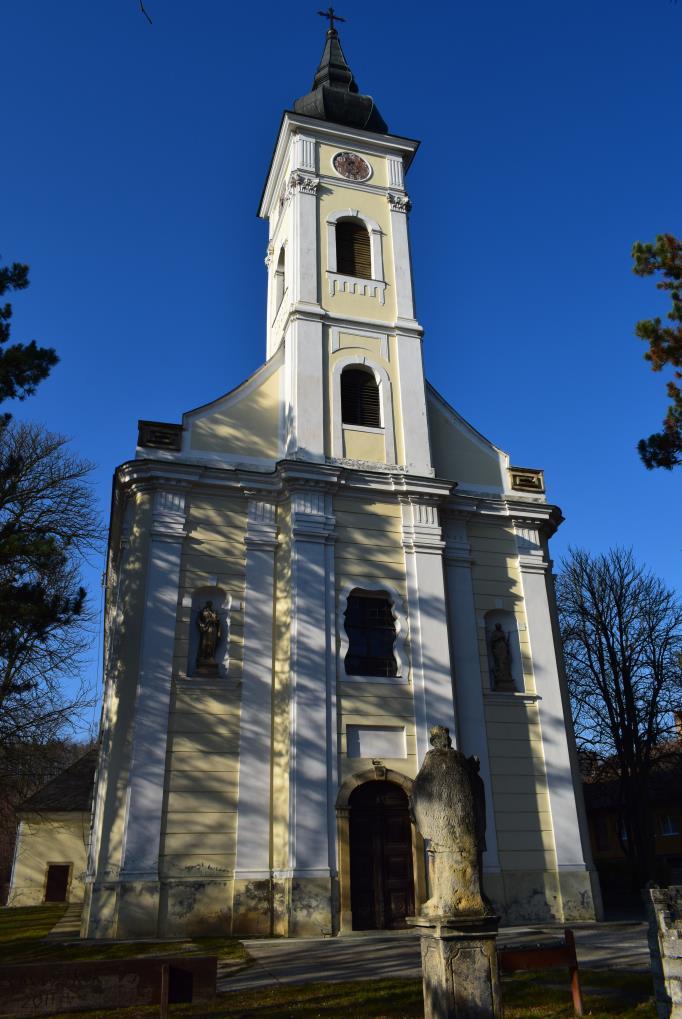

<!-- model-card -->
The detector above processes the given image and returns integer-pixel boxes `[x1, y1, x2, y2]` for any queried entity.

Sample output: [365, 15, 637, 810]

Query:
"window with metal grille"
[344, 591, 398, 677]
[341, 368, 381, 427]
[336, 220, 372, 278]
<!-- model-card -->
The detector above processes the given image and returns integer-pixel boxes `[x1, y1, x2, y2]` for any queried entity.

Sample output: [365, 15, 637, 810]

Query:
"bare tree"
[557, 547, 682, 886]
[0, 422, 102, 746]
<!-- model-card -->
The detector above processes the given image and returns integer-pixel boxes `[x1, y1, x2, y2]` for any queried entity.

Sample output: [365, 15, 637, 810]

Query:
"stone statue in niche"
[410, 725, 492, 918]
[196, 600, 221, 674]
[490, 622, 515, 689]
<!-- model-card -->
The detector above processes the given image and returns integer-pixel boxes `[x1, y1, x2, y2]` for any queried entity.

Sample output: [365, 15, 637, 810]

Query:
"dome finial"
[294, 11, 388, 133]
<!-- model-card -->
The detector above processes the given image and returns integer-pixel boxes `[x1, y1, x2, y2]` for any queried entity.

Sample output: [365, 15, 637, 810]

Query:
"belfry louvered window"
[344, 591, 398, 677]
[341, 368, 381, 427]
[336, 220, 372, 278]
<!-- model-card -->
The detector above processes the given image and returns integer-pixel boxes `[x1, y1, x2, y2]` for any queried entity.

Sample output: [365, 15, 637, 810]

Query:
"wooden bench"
[498, 927, 584, 1017]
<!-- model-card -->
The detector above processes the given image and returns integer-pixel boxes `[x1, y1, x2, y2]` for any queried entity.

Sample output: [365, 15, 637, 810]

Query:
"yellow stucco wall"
[427, 390, 505, 488]
[189, 363, 282, 461]
[318, 144, 389, 189]
[328, 330, 402, 465]
[465, 519, 555, 871]
[334, 494, 416, 784]
[9, 813, 89, 906]
[342, 428, 386, 462]
[159, 492, 247, 882]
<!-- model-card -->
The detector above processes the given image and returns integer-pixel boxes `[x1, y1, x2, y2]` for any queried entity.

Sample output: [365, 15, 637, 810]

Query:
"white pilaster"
[401, 497, 456, 763]
[284, 315, 326, 462]
[444, 514, 500, 872]
[234, 498, 278, 879]
[120, 489, 187, 880]
[288, 486, 337, 878]
[388, 192, 415, 322]
[290, 173, 320, 308]
[515, 522, 588, 873]
[395, 333, 432, 475]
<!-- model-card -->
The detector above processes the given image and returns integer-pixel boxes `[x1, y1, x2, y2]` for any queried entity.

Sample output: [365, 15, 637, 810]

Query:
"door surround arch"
[335, 768, 427, 933]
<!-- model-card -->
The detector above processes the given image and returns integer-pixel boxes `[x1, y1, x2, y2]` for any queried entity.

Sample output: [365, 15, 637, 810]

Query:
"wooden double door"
[349, 781, 415, 930]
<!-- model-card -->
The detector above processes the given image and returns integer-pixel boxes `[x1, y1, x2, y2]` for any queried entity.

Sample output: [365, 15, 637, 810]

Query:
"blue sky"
[3, 1, 681, 730]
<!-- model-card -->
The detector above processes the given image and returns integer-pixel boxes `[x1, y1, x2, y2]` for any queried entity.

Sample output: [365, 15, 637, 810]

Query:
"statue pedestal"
[407, 914, 502, 1019]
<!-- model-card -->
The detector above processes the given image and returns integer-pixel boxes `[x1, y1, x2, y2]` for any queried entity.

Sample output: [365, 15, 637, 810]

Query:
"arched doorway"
[348, 781, 415, 930]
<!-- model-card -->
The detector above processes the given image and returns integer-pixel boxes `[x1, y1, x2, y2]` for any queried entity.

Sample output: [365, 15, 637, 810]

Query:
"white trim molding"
[330, 325, 389, 361]
[337, 581, 410, 686]
[327, 273, 387, 304]
[331, 355, 396, 464]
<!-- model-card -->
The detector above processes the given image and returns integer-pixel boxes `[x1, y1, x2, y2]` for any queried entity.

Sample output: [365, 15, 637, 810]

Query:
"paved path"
[45, 901, 83, 940]
[219, 922, 649, 993]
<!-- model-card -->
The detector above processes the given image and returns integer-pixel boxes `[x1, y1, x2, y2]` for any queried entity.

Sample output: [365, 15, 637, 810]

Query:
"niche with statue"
[187, 587, 230, 678]
[484, 609, 523, 692]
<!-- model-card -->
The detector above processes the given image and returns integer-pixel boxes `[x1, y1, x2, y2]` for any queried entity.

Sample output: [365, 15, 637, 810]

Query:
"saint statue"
[196, 600, 221, 672]
[490, 623, 514, 689]
[410, 725, 492, 918]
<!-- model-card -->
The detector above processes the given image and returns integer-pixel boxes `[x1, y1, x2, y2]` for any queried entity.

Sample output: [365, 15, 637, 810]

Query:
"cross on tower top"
[318, 6, 346, 33]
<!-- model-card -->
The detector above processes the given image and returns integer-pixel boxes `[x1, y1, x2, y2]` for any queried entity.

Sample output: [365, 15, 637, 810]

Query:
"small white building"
[8, 751, 96, 907]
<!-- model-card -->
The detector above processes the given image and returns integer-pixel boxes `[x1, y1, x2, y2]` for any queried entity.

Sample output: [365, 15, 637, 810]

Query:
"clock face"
[333, 151, 371, 181]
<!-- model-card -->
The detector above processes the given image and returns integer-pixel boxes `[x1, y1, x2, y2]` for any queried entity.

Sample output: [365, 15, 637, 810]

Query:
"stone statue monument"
[196, 600, 221, 674]
[408, 724, 502, 1019]
[490, 623, 514, 690]
[410, 725, 492, 918]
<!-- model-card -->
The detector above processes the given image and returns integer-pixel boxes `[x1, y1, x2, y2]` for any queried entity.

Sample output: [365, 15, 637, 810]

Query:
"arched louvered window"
[341, 368, 381, 428]
[344, 591, 398, 677]
[273, 247, 286, 314]
[336, 220, 372, 279]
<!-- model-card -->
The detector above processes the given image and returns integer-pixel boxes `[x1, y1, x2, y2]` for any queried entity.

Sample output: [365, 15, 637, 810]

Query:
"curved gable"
[184, 349, 284, 464]
[426, 383, 508, 491]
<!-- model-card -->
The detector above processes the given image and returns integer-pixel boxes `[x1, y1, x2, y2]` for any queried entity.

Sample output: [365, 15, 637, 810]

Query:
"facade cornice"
[444, 490, 564, 537]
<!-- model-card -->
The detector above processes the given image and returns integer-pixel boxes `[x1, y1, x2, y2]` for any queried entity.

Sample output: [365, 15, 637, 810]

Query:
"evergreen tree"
[0, 258, 100, 747]
[0, 260, 58, 424]
[632, 233, 682, 469]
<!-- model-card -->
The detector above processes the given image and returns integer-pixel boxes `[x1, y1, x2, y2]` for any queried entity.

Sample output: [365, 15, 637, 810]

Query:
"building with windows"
[80, 22, 600, 938]
[583, 739, 682, 914]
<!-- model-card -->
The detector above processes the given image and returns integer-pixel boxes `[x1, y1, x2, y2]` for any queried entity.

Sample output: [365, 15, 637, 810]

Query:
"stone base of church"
[484, 867, 601, 925]
[232, 878, 273, 936]
[81, 868, 598, 939]
[289, 875, 336, 937]
[83, 879, 233, 939]
[160, 880, 232, 936]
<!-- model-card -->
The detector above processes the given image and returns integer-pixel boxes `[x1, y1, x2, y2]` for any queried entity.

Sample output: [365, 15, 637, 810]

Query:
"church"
[78, 18, 600, 938]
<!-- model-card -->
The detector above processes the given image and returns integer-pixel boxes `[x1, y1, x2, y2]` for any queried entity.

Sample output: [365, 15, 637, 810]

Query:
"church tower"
[80, 18, 601, 941]
[260, 16, 430, 474]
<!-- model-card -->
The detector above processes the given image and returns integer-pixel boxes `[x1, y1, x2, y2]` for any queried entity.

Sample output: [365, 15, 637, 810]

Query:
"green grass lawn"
[0, 907, 656, 1018]
[39, 971, 656, 1019]
[0, 904, 247, 966]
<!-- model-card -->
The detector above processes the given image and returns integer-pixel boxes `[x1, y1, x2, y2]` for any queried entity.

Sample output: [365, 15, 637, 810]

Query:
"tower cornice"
[258, 112, 420, 220]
